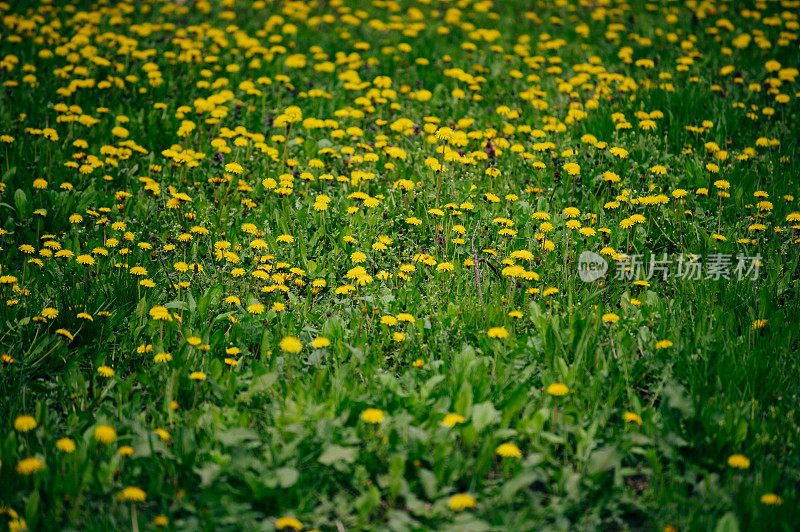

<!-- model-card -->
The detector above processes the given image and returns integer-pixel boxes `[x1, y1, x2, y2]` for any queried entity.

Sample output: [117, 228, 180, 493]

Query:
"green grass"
[1, 0, 800, 530]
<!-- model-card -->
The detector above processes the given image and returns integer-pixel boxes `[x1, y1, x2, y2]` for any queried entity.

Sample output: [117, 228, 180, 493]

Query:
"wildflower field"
[2, 0, 800, 529]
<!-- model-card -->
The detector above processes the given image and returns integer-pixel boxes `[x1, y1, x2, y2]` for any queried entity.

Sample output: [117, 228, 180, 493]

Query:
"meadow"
[1, 0, 800, 530]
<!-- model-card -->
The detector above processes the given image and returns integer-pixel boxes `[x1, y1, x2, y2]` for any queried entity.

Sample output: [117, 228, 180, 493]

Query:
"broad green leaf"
[471, 401, 500, 432]
[318, 444, 358, 465]
[276, 467, 299, 488]
[714, 512, 740, 532]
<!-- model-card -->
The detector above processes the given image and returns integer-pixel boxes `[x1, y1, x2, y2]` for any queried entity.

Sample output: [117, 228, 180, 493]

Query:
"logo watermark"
[578, 251, 608, 282]
[577, 253, 761, 282]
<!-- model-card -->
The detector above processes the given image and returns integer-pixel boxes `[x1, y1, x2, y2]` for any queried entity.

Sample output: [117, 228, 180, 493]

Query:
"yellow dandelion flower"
[760, 493, 783, 506]
[279, 336, 302, 353]
[361, 408, 385, 424]
[118, 487, 146, 502]
[224, 162, 243, 174]
[276, 517, 303, 531]
[441, 413, 466, 427]
[312, 337, 330, 348]
[94, 425, 117, 444]
[487, 326, 509, 338]
[495, 443, 522, 458]
[14, 415, 37, 432]
[56, 438, 76, 453]
[602, 313, 620, 323]
[546, 383, 569, 397]
[118, 445, 134, 457]
[727, 454, 750, 469]
[16, 457, 45, 475]
[448, 493, 477, 511]
[623, 412, 643, 425]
